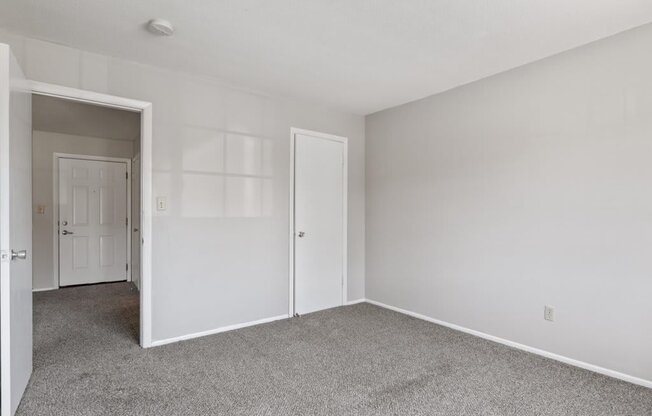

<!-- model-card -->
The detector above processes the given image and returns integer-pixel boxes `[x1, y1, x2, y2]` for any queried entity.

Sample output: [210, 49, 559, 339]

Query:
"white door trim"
[31, 81, 154, 348]
[53, 154, 132, 286]
[288, 127, 348, 317]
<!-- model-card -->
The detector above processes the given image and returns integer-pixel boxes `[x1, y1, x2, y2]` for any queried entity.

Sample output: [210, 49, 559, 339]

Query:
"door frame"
[30, 81, 154, 348]
[288, 127, 348, 317]
[53, 154, 132, 287]
[131, 153, 141, 287]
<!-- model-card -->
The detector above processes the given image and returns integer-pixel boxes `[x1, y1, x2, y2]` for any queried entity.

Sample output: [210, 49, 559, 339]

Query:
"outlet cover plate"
[544, 305, 554, 322]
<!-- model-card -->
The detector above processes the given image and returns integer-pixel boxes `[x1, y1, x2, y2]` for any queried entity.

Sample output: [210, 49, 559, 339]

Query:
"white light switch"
[156, 197, 167, 211]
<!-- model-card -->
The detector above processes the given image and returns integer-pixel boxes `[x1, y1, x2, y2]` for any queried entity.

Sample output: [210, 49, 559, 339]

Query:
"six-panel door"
[58, 158, 128, 286]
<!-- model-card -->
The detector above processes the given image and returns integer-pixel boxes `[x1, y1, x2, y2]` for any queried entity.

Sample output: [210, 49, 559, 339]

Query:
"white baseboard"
[365, 299, 652, 389]
[150, 314, 289, 347]
[151, 300, 366, 347]
[32, 287, 57, 292]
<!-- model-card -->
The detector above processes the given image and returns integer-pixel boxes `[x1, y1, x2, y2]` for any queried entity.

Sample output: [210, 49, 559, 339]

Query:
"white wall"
[0, 31, 365, 343]
[32, 130, 134, 290]
[366, 24, 652, 382]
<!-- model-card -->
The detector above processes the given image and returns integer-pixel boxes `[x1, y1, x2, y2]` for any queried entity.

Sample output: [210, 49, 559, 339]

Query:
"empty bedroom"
[0, 1, 650, 415]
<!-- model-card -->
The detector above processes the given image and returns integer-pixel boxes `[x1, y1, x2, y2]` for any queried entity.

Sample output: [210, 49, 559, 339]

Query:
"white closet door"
[294, 133, 345, 315]
[58, 158, 128, 286]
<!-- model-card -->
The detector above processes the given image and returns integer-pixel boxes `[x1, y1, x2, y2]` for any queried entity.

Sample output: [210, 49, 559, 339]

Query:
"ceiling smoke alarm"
[147, 19, 174, 36]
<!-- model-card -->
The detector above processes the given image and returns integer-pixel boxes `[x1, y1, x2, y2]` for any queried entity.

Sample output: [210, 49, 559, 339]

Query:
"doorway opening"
[31, 94, 141, 340]
[30, 83, 153, 348]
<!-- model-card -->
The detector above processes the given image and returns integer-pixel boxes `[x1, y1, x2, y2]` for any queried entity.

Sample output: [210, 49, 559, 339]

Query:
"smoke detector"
[147, 19, 174, 36]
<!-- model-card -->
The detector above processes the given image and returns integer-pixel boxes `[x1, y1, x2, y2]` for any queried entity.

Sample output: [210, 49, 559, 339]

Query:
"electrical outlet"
[544, 305, 554, 322]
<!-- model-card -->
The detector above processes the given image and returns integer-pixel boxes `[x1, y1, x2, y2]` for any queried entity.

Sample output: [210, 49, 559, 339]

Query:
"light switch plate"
[156, 196, 167, 211]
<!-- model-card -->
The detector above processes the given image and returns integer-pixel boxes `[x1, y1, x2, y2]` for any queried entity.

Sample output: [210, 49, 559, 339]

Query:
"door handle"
[11, 250, 27, 261]
[297, 231, 305, 238]
[61, 230, 74, 235]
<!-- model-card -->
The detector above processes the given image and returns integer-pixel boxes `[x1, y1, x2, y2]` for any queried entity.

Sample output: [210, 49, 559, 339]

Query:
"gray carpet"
[17, 282, 652, 415]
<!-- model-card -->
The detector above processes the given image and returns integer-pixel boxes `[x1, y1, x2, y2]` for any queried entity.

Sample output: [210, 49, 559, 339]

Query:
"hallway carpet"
[18, 282, 652, 415]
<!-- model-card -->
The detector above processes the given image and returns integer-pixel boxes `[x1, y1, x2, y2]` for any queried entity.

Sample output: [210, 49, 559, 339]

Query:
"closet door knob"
[11, 250, 27, 260]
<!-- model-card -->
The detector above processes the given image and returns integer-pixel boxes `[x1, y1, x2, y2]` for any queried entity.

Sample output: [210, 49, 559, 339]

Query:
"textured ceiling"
[2, 1, 652, 114]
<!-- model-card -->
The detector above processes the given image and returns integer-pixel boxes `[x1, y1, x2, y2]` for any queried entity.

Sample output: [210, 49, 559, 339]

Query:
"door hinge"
[126, 263, 129, 271]
[0, 250, 11, 263]
[126, 172, 129, 180]
[126, 217, 128, 226]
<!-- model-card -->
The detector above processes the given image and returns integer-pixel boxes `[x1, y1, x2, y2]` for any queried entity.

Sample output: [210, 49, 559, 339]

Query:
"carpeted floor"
[17, 282, 652, 415]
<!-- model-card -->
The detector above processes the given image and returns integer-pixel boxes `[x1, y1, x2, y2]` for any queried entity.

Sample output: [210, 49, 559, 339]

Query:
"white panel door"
[294, 133, 345, 315]
[0, 44, 32, 416]
[58, 158, 128, 286]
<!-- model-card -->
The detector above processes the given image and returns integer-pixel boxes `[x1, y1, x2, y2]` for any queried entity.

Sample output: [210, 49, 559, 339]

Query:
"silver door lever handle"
[11, 250, 27, 260]
[61, 230, 74, 235]
[297, 231, 305, 238]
